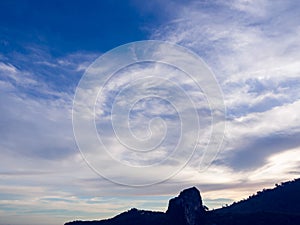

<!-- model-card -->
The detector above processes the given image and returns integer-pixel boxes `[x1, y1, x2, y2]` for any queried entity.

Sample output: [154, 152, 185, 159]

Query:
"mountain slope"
[65, 208, 166, 225]
[216, 178, 300, 214]
[207, 178, 300, 225]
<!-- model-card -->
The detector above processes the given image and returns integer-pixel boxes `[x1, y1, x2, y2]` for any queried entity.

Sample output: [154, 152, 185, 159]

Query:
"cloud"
[72, 40, 226, 186]
[0, 46, 106, 224]
[249, 147, 300, 181]
[220, 99, 300, 170]
[0, 93, 74, 160]
[151, 0, 300, 174]
[0, 47, 89, 162]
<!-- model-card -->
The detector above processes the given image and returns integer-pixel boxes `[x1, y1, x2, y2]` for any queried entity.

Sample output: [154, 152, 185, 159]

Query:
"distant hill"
[65, 178, 300, 225]
[215, 179, 300, 214]
[65, 208, 166, 225]
[207, 178, 300, 225]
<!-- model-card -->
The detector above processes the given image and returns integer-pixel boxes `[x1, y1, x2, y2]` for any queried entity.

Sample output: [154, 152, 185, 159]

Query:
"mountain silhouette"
[166, 187, 206, 225]
[65, 178, 300, 225]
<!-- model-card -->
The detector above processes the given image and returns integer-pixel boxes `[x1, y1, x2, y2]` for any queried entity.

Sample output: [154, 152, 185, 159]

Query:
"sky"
[1, 0, 300, 224]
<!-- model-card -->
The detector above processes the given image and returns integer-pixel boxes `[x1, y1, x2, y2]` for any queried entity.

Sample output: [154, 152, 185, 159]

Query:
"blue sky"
[1, 0, 300, 225]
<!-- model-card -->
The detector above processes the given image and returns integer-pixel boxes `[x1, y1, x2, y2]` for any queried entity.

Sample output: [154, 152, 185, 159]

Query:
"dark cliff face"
[166, 187, 206, 225]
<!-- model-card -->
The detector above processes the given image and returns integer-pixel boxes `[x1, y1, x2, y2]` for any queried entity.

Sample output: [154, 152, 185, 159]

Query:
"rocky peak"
[166, 187, 205, 225]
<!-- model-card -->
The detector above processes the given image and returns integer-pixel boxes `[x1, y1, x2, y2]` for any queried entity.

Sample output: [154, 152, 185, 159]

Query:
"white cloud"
[249, 147, 300, 181]
[0, 62, 18, 73]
